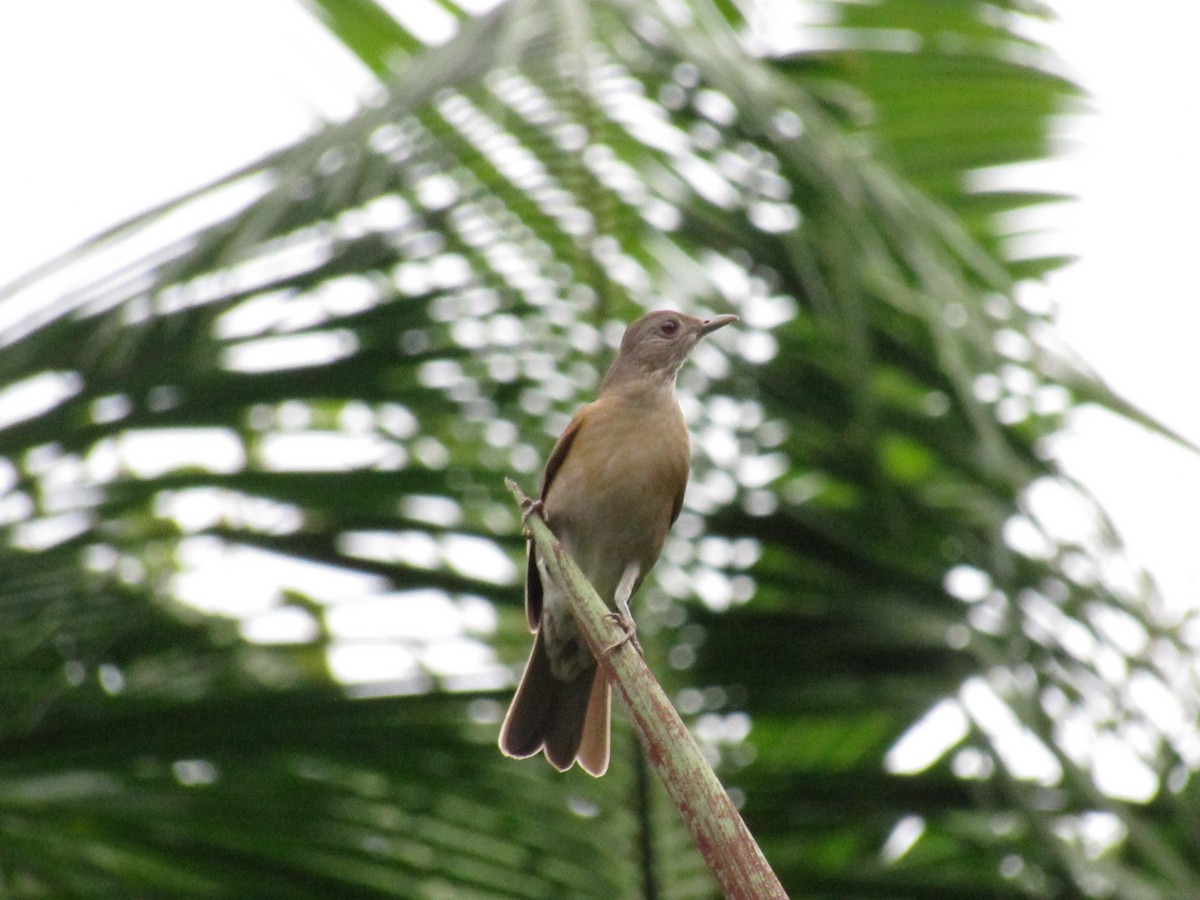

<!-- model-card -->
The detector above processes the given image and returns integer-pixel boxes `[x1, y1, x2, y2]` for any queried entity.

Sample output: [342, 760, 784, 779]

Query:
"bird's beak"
[698, 314, 738, 336]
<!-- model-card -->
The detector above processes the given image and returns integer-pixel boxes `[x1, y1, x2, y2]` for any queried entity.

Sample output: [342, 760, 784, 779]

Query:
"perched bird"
[499, 309, 737, 776]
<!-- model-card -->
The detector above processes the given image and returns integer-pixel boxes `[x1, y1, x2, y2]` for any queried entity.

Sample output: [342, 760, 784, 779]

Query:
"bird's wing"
[540, 408, 584, 501]
[670, 484, 685, 526]
[523, 545, 542, 631]
[525, 405, 587, 630]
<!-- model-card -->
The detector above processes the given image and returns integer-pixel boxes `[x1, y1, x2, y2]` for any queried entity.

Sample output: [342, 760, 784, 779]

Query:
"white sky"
[0, 1, 1197, 615]
[1034, 2, 1200, 616]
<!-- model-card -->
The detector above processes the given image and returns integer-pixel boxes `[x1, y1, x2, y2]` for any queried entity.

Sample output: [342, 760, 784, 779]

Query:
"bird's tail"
[498, 629, 611, 776]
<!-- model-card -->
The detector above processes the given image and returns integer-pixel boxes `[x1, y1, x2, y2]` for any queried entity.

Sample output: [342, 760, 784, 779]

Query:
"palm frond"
[1, 1, 1196, 896]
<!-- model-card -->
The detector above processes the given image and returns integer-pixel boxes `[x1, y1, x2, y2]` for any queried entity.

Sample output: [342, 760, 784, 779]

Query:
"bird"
[498, 309, 738, 776]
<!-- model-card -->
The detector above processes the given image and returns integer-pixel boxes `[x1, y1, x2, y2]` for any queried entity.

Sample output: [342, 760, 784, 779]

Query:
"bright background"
[1, 1, 1197, 614]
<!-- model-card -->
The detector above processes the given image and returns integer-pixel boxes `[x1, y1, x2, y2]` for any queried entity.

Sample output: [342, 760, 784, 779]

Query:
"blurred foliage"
[1, 0, 1199, 897]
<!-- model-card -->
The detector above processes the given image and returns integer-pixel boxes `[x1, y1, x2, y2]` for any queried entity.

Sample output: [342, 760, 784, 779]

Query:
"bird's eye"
[660, 319, 679, 336]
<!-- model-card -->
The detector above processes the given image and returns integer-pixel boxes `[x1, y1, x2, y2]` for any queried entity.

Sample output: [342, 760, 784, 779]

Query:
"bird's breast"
[543, 392, 689, 602]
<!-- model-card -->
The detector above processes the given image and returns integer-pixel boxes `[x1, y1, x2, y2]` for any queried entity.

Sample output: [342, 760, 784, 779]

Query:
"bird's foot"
[520, 497, 545, 534]
[603, 612, 644, 656]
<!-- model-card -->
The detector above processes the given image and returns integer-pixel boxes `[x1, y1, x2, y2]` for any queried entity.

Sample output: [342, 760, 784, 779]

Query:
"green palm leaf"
[1, 0, 1195, 896]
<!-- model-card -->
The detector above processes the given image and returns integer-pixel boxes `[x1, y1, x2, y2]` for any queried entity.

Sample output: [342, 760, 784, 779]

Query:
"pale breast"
[544, 390, 689, 603]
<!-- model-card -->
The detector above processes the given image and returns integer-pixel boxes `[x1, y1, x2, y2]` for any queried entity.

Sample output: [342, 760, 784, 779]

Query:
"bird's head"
[600, 310, 738, 392]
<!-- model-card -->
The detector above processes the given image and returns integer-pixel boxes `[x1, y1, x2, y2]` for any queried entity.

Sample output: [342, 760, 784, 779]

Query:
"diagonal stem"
[506, 478, 788, 900]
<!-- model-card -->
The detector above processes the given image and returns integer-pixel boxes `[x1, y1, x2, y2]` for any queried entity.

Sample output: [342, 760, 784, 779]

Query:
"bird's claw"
[520, 498, 545, 534]
[603, 612, 643, 656]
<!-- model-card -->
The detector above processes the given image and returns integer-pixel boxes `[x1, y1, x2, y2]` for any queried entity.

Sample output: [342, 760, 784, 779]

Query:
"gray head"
[599, 310, 738, 393]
